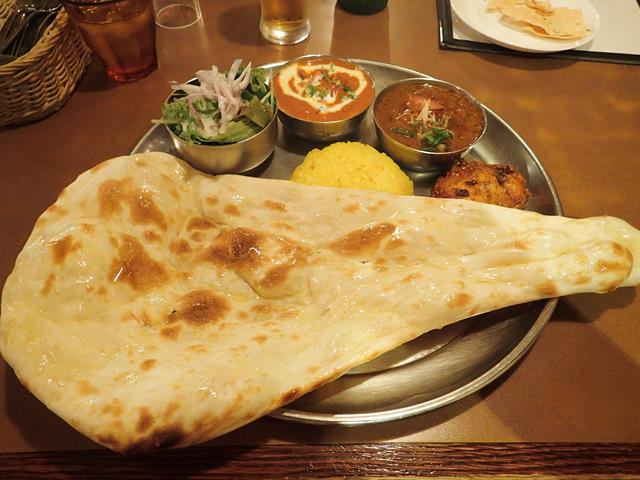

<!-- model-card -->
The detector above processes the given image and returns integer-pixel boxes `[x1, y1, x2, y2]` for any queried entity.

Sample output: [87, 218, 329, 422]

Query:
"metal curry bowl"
[278, 108, 370, 142]
[166, 109, 278, 175]
[273, 54, 375, 142]
[373, 78, 487, 172]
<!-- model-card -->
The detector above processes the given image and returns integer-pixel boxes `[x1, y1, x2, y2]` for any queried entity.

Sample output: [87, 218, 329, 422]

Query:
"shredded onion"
[170, 59, 252, 136]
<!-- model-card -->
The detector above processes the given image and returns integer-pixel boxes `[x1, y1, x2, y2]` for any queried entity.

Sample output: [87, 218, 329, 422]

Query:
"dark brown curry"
[374, 81, 485, 152]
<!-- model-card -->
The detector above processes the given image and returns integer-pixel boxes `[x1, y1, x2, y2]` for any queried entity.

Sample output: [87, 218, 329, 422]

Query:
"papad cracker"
[487, 0, 590, 40]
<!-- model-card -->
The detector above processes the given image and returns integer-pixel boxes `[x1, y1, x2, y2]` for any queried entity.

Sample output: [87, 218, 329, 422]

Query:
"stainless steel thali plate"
[132, 59, 562, 426]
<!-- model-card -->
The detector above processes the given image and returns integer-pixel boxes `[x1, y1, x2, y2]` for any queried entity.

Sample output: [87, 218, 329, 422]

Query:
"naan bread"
[1, 152, 638, 452]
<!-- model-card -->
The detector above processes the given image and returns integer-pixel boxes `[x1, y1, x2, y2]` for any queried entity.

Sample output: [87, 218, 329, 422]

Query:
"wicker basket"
[0, 1, 92, 127]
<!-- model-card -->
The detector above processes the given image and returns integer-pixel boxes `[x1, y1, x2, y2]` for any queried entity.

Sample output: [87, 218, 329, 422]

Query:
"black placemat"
[437, 0, 640, 65]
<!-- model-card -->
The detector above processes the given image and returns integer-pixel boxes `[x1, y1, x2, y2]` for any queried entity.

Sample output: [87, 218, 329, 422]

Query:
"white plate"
[450, 0, 600, 53]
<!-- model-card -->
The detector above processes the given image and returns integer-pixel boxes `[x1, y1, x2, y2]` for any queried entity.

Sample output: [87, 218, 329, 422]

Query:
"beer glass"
[259, 0, 310, 45]
[62, 0, 157, 82]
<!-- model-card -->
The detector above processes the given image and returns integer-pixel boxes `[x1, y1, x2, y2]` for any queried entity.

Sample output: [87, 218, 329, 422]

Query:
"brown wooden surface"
[0, 443, 639, 479]
[1, 0, 639, 476]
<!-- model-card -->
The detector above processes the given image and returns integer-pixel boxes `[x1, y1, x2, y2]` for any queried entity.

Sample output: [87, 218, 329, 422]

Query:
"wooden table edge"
[1, 442, 639, 478]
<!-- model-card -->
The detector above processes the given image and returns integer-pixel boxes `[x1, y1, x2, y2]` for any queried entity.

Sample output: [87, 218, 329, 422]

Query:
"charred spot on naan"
[182, 217, 222, 245]
[163, 402, 181, 422]
[231, 229, 263, 258]
[250, 303, 300, 321]
[186, 344, 210, 353]
[252, 334, 268, 344]
[140, 359, 157, 371]
[386, 236, 408, 250]
[160, 325, 182, 340]
[280, 388, 301, 405]
[374, 257, 388, 272]
[169, 188, 181, 201]
[223, 204, 241, 216]
[342, 203, 360, 213]
[263, 199, 288, 211]
[76, 380, 100, 396]
[101, 399, 124, 418]
[536, 280, 559, 297]
[169, 238, 192, 256]
[98, 178, 168, 231]
[448, 292, 473, 309]
[611, 242, 632, 264]
[270, 221, 295, 231]
[186, 216, 216, 231]
[167, 290, 230, 327]
[201, 228, 310, 298]
[41, 273, 56, 296]
[144, 230, 162, 243]
[98, 179, 126, 217]
[202, 228, 263, 267]
[329, 222, 397, 257]
[189, 231, 205, 242]
[136, 407, 155, 433]
[130, 191, 168, 230]
[119, 423, 187, 453]
[49, 235, 82, 265]
[274, 369, 348, 411]
[402, 272, 424, 283]
[79, 223, 96, 235]
[109, 234, 170, 291]
[259, 262, 300, 290]
[594, 242, 634, 292]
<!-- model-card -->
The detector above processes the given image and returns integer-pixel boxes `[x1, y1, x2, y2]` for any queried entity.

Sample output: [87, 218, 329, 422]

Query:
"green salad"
[154, 59, 275, 145]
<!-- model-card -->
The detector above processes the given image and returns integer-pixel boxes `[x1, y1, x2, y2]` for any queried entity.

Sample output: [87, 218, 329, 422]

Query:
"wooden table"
[1, 0, 639, 477]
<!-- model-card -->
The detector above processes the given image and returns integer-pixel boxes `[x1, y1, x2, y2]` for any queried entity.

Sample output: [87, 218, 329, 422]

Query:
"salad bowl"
[157, 60, 277, 174]
[166, 111, 277, 174]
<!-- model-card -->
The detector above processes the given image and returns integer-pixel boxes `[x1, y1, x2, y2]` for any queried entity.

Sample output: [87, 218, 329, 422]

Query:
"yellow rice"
[290, 142, 413, 195]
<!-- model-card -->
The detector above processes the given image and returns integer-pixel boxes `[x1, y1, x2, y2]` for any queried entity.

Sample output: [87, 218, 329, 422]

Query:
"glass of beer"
[259, 0, 310, 45]
[62, 0, 157, 82]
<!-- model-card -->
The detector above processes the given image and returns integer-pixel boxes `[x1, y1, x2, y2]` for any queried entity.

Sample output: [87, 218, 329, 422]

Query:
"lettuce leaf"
[154, 65, 275, 146]
[243, 95, 273, 128]
[162, 98, 261, 144]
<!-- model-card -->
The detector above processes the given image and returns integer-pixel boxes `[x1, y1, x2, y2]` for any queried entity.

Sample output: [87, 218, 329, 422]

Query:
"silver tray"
[132, 59, 562, 426]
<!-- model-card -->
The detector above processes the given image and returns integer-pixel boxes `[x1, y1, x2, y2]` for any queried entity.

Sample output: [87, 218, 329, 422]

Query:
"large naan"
[1, 152, 639, 452]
